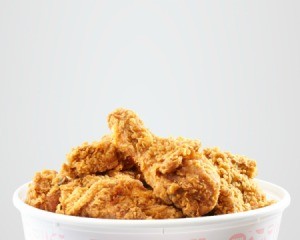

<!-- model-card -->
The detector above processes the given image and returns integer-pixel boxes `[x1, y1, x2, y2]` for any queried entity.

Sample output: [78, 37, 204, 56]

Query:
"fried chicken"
[61, 135, 134, 178]
[26, 170, 69, 212]
[26, 171, 182, 219]
[108, 108, 221, 217]
[26, 108, 274, 220]
[203, 148, 273, 215]
[57, 173, 182, 219]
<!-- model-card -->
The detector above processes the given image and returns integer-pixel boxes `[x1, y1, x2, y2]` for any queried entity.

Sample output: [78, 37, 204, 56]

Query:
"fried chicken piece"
[56, 173, 183, 219]
[107, 168, 146, 184]
[203, 148, 273, 215]
[27, 171, 182, 219]
[108, 108, 220, 217]
[61, 135, 134, 178]
[25, 170, 69, 212]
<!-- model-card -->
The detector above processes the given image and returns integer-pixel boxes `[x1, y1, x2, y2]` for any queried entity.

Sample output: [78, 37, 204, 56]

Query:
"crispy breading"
[61, 135, 134, 178]
[25, 170, 69, 212]
[203, 147, 273, 215]
[56, 173, 183, 219]
[108, 108, 221, 217]
[107, 168, 146, 184]
[26, 171, 182, 219]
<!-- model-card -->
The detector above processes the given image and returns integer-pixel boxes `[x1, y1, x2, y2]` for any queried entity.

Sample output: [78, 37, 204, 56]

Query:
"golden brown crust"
[56, 174, 183, 219]
[26, 171, 182, 219]
[203, 147, 273, 215]
[108, 108, 221, 217]
[60, 135, 134, 178]
[25, 170, 69, 212]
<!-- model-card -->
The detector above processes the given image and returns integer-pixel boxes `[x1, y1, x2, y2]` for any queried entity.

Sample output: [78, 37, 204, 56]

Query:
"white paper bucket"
[13, 179, 290, 240]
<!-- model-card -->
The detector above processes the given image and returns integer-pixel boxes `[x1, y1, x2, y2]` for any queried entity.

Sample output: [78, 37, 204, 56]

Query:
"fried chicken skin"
[25, 170, 69, 212]
[26, 171, 182, 219]
[203, 148, 273, 215]
[107, 168, 146, 184]
[108, 108, 220, 217]
[61, 135, 134, 178]
[56, 173, 183, 219]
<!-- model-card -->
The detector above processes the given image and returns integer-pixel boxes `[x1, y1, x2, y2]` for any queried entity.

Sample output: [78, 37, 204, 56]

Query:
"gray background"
[1, 1, 299, 239]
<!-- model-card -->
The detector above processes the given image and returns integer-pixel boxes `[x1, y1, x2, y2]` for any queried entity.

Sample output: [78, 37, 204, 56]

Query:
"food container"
[13, 179, 290, 240]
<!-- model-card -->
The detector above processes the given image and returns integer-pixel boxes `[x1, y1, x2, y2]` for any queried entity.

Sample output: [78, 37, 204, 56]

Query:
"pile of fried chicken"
[26, 108, 273, 219]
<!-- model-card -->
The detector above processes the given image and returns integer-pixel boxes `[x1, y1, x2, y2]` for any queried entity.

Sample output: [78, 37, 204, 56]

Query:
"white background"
[1, 1, 299, 239]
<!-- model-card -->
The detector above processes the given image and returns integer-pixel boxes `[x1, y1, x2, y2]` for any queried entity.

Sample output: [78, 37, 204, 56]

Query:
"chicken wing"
[61, 135, 134, 178]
